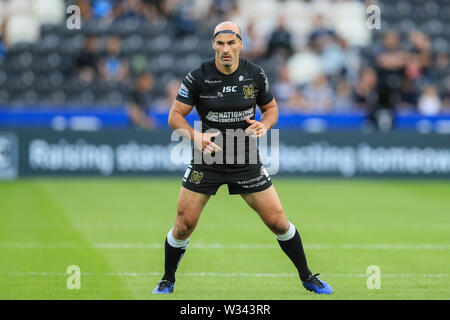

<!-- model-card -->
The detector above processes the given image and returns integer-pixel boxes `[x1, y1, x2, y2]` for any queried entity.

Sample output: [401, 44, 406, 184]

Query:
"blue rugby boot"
[302, 273, 333, 294]
[152, 280, 174, 294]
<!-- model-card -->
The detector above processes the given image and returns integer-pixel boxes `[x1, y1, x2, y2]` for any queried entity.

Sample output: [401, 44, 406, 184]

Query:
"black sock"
[277, 229, 312, 281]
[162, 238, 187, 283]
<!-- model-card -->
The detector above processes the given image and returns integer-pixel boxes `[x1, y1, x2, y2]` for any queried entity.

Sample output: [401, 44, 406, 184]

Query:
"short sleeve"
[255, 66, 274, 106]
[176, 70, 200, 106]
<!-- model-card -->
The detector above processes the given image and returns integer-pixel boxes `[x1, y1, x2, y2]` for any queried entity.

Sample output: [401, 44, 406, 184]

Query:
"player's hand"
[193, 131, 222, 154]
[245, 117, 267, 138]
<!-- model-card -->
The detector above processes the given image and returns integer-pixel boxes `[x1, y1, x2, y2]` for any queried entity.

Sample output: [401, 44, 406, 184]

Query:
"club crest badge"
[190, 171, 204, 184]
[243, 85, 254, 99]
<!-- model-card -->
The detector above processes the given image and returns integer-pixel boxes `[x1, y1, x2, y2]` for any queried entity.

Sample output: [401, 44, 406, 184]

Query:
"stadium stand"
[0, 0, 449, 129]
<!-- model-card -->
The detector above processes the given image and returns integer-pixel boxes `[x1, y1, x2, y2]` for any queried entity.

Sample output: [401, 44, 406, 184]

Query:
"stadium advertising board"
[0, 133, 19, 179]
[3, 130, 449, 179]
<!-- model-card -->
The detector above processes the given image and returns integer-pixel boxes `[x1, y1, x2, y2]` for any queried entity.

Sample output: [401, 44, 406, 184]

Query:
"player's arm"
[168, 100, 221, 153]
[245, 66, 277, 138]
[259, 98, 278, 130]
[245, 98, 278, 138]
[168, 99, 195, 139]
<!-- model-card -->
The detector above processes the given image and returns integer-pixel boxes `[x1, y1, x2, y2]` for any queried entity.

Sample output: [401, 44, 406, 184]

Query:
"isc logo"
[222, 86, 237, 93]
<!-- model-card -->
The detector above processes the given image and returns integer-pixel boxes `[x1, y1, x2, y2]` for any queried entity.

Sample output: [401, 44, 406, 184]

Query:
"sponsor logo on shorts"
[190, 170, 204, 184]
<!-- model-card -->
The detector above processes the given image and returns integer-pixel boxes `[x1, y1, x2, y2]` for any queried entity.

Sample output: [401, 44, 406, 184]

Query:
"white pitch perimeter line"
[3, 272, 448, 278]
[0, 243, 449, 250]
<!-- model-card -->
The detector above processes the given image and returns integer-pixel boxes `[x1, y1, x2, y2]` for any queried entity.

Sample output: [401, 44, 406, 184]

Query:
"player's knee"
[272, 222, 290, 235]
[266, 213, 289, 234]
[173, 222, 194, 238]
[174, 212, 197, 238]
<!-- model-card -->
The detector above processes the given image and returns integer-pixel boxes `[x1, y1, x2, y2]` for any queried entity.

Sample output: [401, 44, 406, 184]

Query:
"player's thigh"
[174, 186, 211, 236]
[241, 185, 289, 234]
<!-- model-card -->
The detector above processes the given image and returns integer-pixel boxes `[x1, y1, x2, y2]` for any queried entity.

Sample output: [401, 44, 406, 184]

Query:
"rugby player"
[152, 21, 333, 295]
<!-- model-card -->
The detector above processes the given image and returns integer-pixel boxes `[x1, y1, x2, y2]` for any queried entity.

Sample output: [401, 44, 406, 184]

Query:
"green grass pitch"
[0, 178, 449, 300]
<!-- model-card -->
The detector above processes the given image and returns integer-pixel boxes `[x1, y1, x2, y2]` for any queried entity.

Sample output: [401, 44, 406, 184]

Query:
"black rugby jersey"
[176, 57, 274, 169]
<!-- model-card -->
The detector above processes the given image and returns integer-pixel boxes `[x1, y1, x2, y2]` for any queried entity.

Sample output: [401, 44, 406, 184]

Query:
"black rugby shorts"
[181, 163, 272, 195]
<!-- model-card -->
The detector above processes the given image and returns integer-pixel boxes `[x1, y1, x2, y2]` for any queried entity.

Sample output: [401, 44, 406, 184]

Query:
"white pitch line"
[0, 243, 449, 250]
[3, 271, 448, 278]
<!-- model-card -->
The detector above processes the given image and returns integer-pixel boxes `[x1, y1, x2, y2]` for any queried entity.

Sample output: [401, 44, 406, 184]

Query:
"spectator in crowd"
[139, 0, 163, 21]
[266, 16, 293, 60]
[98, 36, 129, 82]
[308, 14, 336, 52]
[286, 49, 322, 87]
[337, 36, 361, 85]
[92, 0, 116, 20]
[354, 67, 378, 113]
[406, 30, 432, 78]
[153, 78, 182, 111]
[308, 17, 361, 85]
[404, 51, 424, 82]
[209, 0, 239, 21]
[442, 81, 450, 114]
[76, 0, 94, 20]
[418, 85, 441, 116]
[0, 36, 4, 58]
[272, 64, 299, 107]
[403, 31, 431, 92]
[317, 32, 346, 80]
[398, 78, 419, 112]
[333, 80, 354, 112]
[129, 53, 148, 76]
[75, 36, 99, 83]
[127, 72, 156, 129]
[113, 0, 150, 21]
[0, 7, 4, 58]
[430, 51, 449, 86]
[373, 30, 407, 129]
[77, 0, 127, 21]
[241, 21, 266, 60]
[172, 0, 198, 37]
[374, 31, 407, 109]
[302, 74, 335, 113]
[435, 55, 450, 113]
[138, 0, 167, 17]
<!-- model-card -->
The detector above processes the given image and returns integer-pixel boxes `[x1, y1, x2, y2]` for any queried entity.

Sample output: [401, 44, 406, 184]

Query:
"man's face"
[384, 32, 399, 50]
[213, 34, 242, 67]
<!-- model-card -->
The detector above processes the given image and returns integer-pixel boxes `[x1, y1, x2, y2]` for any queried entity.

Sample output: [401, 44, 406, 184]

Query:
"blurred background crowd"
[0, 0, 449, 129]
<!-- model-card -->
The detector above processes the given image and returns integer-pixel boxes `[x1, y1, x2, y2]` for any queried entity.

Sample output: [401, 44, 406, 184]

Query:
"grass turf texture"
[0, 178, 449, 300]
